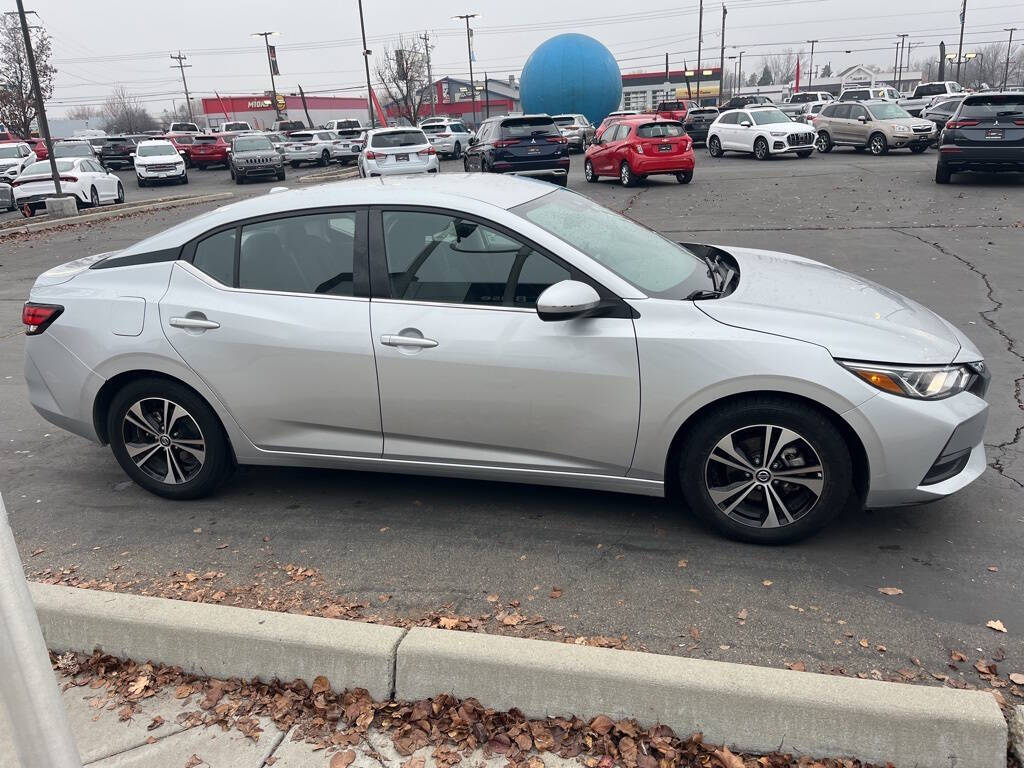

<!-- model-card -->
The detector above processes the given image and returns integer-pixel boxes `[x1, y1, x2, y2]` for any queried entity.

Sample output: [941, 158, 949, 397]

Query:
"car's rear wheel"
[677, 396, 852, 544]
[935, 163, 952, 184]
[619, 161, 636, 187]
[753, 138, 769, 160]
[453, 141, 461, 159]
[584, 159, 597, 182]
[676, 170, 693, 183]
[107, 378, 231, 500]
[815, 131, 832, 153]
[89, 187, 99, 207]
[708, 135, 724, 157]
[869, 132, 889, 155]
[463, 156, 471, 172]
[116, 183, 124, 203]
[319, 150, 330, 167]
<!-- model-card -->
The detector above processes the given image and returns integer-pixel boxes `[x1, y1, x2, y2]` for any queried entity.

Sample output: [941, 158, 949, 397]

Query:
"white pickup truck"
[898, 81, 964, 116]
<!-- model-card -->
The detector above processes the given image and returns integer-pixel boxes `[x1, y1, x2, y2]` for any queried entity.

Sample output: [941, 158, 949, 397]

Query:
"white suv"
[0, 142, 36, 182]
[133, 140, 188, 186]
[284, 130, 341, 167]
[707, 106, 816, 160]
[419, 119, 473, 158]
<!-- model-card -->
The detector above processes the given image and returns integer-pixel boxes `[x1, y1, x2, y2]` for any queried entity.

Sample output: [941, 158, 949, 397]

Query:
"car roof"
[747, 104, 782, 110]
[138, 139, 174, 145]
[115, 175, 557, 259]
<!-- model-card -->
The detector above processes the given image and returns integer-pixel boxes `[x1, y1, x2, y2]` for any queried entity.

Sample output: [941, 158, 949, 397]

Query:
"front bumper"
[890, 129, 936, 147]
[844, 388, 989, 507]
[769, 134, 816, 154]
[136, 164, 186, 179]
[236, 163, 283, 178]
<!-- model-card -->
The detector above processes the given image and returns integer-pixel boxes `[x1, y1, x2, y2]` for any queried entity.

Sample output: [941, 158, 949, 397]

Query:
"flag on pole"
[268, 45, 280, 76]
[794, 58, 801, 93]
[369, 88, 388, 126]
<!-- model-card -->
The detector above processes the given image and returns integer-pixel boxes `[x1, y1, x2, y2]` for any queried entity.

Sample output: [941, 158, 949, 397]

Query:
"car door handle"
[380, 334, 438, 348]
[169, 316, 220, 330]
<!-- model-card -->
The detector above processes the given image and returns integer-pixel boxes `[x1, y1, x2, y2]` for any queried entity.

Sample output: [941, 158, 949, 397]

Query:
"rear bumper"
[191, 153, 228, 165]
[631, 149, 696, 174]
[684, 127, 710, 142]
[364, 156, 439, 176]
[938, 146, 1024, 172]
[489, 158, 570, 176]
[25, 333, 104, 443]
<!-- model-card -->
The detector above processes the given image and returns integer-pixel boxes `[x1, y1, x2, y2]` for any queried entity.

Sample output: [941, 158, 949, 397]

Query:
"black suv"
[463, 115, 569, 186]
[720, 95, 774, 110]
[936, 91, 1024, 184]
[100, 136, 137, 169]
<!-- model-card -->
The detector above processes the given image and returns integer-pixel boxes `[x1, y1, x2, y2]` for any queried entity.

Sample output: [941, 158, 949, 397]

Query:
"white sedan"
[12, 157, 124, 217]
[358, 128, 439, 177]
[707, 106, 816, 160]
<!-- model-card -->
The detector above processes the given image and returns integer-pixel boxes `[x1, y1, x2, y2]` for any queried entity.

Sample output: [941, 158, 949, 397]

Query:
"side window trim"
[366, 204, 631, 317]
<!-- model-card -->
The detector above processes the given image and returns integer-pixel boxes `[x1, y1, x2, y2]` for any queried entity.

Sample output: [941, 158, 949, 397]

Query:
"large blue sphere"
[520, 34, 621, 126]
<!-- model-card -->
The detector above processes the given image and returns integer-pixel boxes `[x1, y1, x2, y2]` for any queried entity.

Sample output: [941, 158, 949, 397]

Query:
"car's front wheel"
[319, 150, 330, 166]
[116, 182, 124, 203]
[753, 137, 770, 160]
[708, 135, 724, 157]
[107, 378, 231, 500]
[869, 132, 889, 155]
[677, 396, 852, 544]
[584, 158, 597, 182]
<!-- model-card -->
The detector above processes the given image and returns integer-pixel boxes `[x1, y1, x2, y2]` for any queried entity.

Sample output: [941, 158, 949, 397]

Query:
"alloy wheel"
[754, 139, 768, 160]
[122, 397, 206, 485]
[704, 424, 824, 529]
[815, 132, 831, 152]
[90, 187, 99, 207]
[870, 134, 887, 155]
[620, 162, 632, 186]
[584, 159, 594, 181]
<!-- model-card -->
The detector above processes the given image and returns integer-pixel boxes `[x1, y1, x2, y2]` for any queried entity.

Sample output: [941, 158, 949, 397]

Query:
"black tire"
[869, 132, 888, 156]
[235, 172, 245, 184]
[116, 183, 124, 203]
[677, 396, 852, 544]
[107, 377, 231, 500]
[277, 169, 286, 181]
[89, 187, 99, 208]
[453, 141, 461, 159]
[815, 131, 833, 153]
[935, 164, 952, 184]
[909, 144, 928, 154]
[181, 173, 189, 185]
[290, 161, 300, 168]
[619, 161, 636, 187]
[796, 149, 813, 158]
[319, 150, 330, 167]
[584, 158, 598, 182]
[753, 137, 770, 160]
[229, 166, 235, 180]
[136, 176, 146, 188]
[676, 170, 693, 184]
[708, 135, 724, 157]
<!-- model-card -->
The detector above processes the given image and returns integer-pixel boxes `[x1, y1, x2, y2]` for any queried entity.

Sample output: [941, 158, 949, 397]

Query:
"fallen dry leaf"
[786, 661, 805, 672]
[330, 750, 356, 768]
[761, 579, 773, 587]
[438, 617, 459, 630]
[1009, 672, 1024, 685]
[713, 746, 745, 768]
[736, 608, 748, 622]
[877, 587, 903, 596]
[30, 548, 45, 557]
[312, 676, 330, 695]
[589, 714, 614, 735]
[986, 619, 1007, 633]
[951, 650, 968, 663]
[147, 715, 164, 731]
[549, 587, 562, 599]
[184, 756, 205, 768]
[485, 594, 499, 603]
[987, 566, 999, 572]
[859, 638, 869, 648]
[677, 559, 687, 568]
[975, 660, 997, 675]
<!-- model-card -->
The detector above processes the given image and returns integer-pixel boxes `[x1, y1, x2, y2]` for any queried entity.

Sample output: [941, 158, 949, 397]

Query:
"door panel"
[370, 301, 640, 474]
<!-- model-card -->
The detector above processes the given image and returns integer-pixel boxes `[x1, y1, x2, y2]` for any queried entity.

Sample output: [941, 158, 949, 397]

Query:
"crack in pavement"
[894, 228, 1024, 488]
[619, 187, 650, 219]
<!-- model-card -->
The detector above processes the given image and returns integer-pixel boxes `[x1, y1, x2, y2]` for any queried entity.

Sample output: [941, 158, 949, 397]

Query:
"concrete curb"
[29, 583, 402, 701]
[295, 168, 360, 184]
[0, 192, 234, 238]
[29, 584, 1008, 767]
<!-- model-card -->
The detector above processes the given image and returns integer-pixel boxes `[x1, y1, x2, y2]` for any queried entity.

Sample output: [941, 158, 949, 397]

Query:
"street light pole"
[1003, 28, 1017, 89]
[454, 13, 478, 127]
[357, 0, 375, 127]
[738, 50, 745, 93]
[8, 2, 61, 197]
[251, 31, 281, 121]
[718, 5, 727, 106]
[695, 0, 704, 105]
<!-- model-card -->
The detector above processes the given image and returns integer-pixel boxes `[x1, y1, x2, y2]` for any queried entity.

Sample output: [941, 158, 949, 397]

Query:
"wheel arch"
[662, 390, 869, 505]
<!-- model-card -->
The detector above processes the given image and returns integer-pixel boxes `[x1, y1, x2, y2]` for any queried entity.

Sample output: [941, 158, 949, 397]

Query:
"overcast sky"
[25, 0, 1022, 117]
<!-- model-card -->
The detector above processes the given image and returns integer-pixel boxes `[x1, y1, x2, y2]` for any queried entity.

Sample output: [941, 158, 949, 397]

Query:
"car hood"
[696, 246, 963, 364]
[0, 158, 21, 169]
[233, 149, 278, 159]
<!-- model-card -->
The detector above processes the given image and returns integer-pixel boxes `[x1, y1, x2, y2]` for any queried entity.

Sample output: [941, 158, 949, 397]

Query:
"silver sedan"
[22, 175, 989, 543]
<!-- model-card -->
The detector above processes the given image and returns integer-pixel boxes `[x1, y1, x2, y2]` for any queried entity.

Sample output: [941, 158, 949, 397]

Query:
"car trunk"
[496, 118, 564, 162]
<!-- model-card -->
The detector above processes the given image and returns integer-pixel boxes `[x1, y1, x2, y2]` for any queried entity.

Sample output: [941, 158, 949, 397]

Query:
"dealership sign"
[247, 99, 273, 109]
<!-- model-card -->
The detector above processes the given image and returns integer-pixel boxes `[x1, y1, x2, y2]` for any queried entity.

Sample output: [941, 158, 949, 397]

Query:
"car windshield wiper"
[699, 253, 723, 293]
[686, 288, 725, 301]
[995, 110, 1024, 117]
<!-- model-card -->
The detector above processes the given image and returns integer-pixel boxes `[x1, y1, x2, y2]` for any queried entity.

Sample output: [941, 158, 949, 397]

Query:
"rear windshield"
[751, 110, 791, 125]
[421, 124, 449, 133]
[636, 122, 685, 138]
[53, 143, 91, 156]
[657, 102, 688, 110]
[552, 117, 577, 126]
[867, 103, 911, 120]
[501, 118, 558, 138]
[370, 130, 427, 148]
[88, 138, 106, 147]
[335, 128, 362, 137]
[105, 138, 130, 145]
[289, 133, 314, 141]
[169, 135, 194, 144]
[959, 94, 1024, 118]
[194, 136, 219, 144]
[25, 160, 74, 174]
[223, 123, 249, 131]
[689, 108, 718, 116]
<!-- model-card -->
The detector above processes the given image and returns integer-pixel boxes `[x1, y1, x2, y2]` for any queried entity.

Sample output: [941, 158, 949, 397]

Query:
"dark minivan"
[936, 92, 1024, 183]
[463, 115, 569, 186]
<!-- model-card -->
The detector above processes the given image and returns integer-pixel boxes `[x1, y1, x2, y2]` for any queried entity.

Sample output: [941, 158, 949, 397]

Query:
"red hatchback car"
[584, 117, 695, 186]
[25, 137, 48, 160]
[189, 135, 229, 169]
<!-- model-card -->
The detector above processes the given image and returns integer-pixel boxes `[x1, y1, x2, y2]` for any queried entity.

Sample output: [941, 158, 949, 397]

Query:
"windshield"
[513, 190, 707, 299]
[54, 143, 91, 157]
[25, 160, 74, 175]
[751, 110, 791, 125]
[0, 145, 20, 158]
[868, 103, 912, 120]
[370, 130, 426, 148]
[960, 94, 1024, 118]
[171, 123, 198, 131]
[138, 144, 177, 157]
[233, 137, 273, 152]
[501, 118, 558, 138]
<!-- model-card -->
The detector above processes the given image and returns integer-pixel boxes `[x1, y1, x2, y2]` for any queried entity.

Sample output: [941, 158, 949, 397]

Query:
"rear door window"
[193, 229, 236, 286]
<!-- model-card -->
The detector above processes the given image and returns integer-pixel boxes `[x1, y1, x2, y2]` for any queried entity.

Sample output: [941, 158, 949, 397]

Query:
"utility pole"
[955, 0, 967, 84]
[8, 2, 61, 197]
[454, 13, 478, 127]
[169, 51, 194, 124]
[695, 0, 704, 105]
[718, 5, 727, 107]
[807, 39, 818, 88]
[356, 0, 375, 127]
[1003, 28, 1017, 89]
[484, 70, 489, 117]
[896, 34, 908, 91]
[251, 31, 281, 120]
[738, 50, 745, 92]
[892, 42, 901, 88]
[420, 31, 435, 116]
[904, 41, 914, 88]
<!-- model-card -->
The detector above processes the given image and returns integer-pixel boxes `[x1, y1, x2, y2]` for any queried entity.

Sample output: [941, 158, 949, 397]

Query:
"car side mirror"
[740, 120, 752, 128]
[179, 151, 186, 156]
[536, 280, 602, 322]
[129, 152, 136, 158]
[857, 116, 867, 123]
[468, 136, 478, 145]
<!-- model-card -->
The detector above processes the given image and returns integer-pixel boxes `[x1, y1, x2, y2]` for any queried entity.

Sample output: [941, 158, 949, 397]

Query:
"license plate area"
[659, 144, 672, 152]
[985, 129, 1004, 139]
[396, 153, 409, 161]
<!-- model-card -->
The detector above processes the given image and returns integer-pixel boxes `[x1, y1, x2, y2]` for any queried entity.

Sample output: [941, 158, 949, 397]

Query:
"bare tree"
[65, 105, 103, 121]
[102, 86, 157, 134]
[0, 14, 56, 137]
[375, 36, 429, 125]
[763, 48, 806, 85]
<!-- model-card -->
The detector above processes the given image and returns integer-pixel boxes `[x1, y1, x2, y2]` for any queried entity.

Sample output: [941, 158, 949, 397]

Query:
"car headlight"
[770, 130, 787, 137]
[893, 125, 909, 133]
[838, 361, 975, 399]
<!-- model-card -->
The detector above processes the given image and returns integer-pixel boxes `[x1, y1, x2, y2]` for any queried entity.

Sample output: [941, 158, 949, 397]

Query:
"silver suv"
[814, 100, 936, 155]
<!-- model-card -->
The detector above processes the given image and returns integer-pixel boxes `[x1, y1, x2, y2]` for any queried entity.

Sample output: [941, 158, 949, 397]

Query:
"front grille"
[145, 164, 177, 172]
[243, 156, 276, 165]
[912, 125, 932, 133]
[787, 133, 814, 146]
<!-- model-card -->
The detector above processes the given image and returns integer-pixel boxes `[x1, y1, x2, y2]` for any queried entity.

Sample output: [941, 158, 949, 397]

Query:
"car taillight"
[304, 142, 317, 146]
[59, 175, 78, 183]
[1015, 119, 1024, 126]
[945, 119, 980, 129]
[22, 302, 63, 335]
[493, 139, 520, 147]
[546, 136, 568, 144]
[417, 146, 437, 156]
[364, 150, 378, 159]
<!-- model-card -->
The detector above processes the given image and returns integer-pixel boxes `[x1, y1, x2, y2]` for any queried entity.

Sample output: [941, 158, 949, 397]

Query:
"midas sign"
[247, 99, 272, 109]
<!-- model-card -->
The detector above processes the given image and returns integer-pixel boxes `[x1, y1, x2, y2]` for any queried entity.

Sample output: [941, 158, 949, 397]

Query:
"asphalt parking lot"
[2, 147, 1023, 683]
